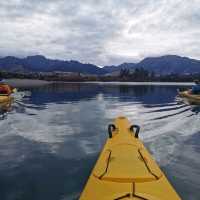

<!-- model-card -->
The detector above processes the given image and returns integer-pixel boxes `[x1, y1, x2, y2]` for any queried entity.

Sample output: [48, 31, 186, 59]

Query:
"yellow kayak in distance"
[79, 117, 181, 200]
[178, 90, 200, 104]
[0, 87, 17, 104]
[0, 95, 13, 103]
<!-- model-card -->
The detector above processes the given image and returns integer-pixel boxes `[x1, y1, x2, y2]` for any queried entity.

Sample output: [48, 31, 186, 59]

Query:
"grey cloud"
[0, 0, 200, 65]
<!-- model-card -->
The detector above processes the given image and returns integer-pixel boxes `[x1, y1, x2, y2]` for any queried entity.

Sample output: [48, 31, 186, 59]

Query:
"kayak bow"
[79, 117, 181, 200]
[178, 90, 200, 102]
[0, 87, 16, 104]
[0, 95, 12, 103]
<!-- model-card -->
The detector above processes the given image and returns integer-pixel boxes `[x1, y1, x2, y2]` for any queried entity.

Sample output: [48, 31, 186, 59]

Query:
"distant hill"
[103, 55, 200, 75]
[136, 55, 200, 75]
[0, 55, 106, 75]
[0, 55, 200, 75]
[104, 63, 137, 73]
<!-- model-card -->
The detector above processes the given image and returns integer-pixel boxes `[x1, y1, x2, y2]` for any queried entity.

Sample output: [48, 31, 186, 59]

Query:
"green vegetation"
[118, 67, 200, 82]
[0, 68, 199, 82]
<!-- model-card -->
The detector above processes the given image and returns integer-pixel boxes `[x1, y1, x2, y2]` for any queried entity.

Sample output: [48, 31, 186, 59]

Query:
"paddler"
[0, 80, 14, 95]
[190, 79, 200, 94]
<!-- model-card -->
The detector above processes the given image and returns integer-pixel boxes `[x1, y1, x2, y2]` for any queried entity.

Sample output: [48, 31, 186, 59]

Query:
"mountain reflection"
[0, 82, 199, 200]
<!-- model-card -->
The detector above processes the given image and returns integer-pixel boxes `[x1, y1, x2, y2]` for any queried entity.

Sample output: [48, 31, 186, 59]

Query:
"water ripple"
[0, 83, 199, 200]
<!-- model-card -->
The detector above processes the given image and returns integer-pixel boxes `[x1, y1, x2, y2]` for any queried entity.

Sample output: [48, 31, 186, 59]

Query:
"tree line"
[0, 68, 200, 82]
[119, 68, 155, 81]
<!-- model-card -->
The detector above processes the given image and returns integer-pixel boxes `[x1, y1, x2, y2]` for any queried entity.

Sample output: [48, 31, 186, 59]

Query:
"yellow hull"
[0, 95, 12, 103]
[0, 87, 16, 104]
[79, 117, 181, 200]
[178, 91, 200, 104]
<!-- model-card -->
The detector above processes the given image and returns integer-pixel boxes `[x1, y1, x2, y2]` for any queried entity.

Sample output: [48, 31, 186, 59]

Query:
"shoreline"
[2, 78, 194, 88]
[3, 79, 51, 88]
[60, 81, 194, 86]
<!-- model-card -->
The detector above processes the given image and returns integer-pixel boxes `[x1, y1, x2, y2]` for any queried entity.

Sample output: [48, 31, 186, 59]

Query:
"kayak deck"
[79, 117, 181, 200]
[179, 91, 200, 100]
[178, 91, 200, 105]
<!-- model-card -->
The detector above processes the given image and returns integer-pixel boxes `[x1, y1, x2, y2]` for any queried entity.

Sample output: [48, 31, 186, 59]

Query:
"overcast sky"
[0, 0, 200, 66]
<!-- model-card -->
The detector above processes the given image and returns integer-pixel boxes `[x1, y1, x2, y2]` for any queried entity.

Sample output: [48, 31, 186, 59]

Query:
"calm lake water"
[0, 82, 200, 200]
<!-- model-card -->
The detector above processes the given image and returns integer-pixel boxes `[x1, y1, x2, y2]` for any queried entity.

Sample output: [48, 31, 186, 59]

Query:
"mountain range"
[0, 55, 106, 75]
[0, 55, 200, 75]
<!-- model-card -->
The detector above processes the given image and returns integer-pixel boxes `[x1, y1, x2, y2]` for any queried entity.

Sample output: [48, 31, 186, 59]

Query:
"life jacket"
[0, 84, 12, 95]
[192, 84, 200, 94]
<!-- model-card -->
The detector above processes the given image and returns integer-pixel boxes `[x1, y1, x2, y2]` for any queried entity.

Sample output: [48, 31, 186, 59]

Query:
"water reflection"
[19, 83, 189, 105]
[190, 105, 200, 115]
[0, 103, 12, 120]
[0, 82, 199, 200]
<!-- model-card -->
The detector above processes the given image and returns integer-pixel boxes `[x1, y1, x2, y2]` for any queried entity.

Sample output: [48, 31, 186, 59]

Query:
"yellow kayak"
[0, 95, 12, 103]
[0, 88, 16, 104]
[178, 91, 200, 102]
[79, 117, 181, 200]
